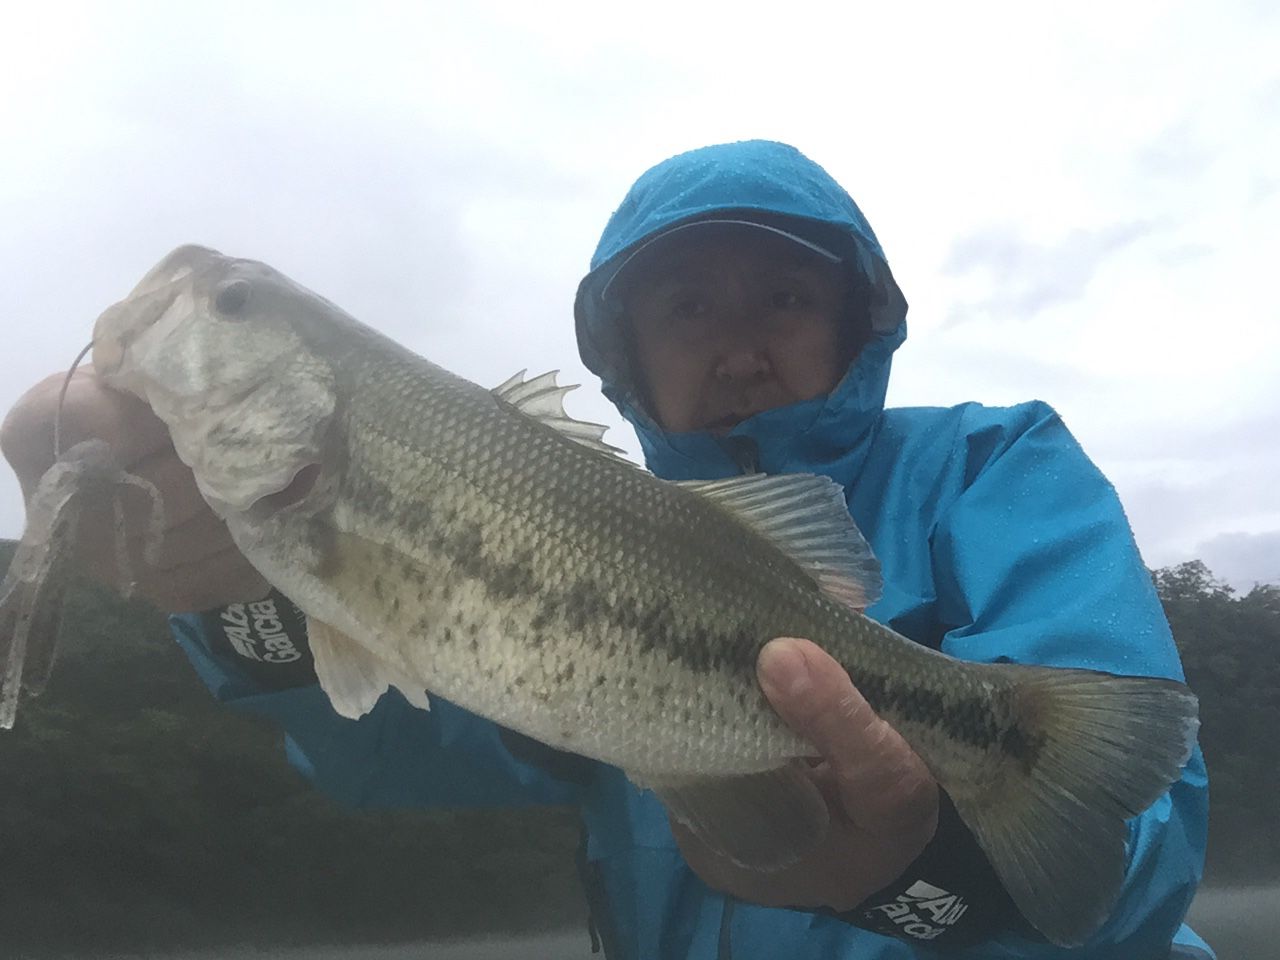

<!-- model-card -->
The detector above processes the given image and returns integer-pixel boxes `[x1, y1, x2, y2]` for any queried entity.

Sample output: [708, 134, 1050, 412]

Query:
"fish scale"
[314, 350, 864, 769]
[75, 243, 1200, 947]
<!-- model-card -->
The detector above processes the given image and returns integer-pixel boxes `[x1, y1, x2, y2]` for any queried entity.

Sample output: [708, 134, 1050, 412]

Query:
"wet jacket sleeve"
[923, 401, 1209, 958]
[167, 596, 582, 811]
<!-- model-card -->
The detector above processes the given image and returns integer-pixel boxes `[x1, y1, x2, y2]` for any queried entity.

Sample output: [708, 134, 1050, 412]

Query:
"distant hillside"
[1, 541, 1275, 956]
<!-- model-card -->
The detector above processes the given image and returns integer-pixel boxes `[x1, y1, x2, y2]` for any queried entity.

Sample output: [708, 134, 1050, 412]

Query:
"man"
[2, 140, 1212, 957]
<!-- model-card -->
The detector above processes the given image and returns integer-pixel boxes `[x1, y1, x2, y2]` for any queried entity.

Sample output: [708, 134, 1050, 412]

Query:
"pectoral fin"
[306, 616, 431, 719]
[636, 762, 829, 870]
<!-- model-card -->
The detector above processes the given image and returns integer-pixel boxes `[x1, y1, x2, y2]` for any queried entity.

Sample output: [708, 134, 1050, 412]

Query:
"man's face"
[622, 228, 850, 434]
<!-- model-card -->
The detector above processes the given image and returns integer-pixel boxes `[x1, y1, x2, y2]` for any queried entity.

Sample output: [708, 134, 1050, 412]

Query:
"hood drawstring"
[577, 819, 618, 957]
[721, 436, 760, 475]
[718, 896, 737, 959]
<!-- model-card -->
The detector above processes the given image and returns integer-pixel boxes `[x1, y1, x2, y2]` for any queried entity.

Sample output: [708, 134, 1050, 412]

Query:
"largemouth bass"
[77, 244, 1195, 946]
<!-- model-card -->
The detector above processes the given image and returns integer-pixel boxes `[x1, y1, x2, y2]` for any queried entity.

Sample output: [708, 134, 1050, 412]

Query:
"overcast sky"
[1, 0, 1277, 590]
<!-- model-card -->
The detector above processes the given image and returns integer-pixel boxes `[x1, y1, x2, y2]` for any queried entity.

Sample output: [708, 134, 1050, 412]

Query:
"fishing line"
[54, 340, 95, 459]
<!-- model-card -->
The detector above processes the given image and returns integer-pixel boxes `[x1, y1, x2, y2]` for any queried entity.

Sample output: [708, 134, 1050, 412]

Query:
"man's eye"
[671, 298, 710, 319]
[666, 299, 716, 335]
[769, 289, 805, 310]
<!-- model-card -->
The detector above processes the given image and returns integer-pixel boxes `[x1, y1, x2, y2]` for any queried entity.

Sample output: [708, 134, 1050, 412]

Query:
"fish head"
[94, 245, 313, 403]
[91, 245, 339, 526]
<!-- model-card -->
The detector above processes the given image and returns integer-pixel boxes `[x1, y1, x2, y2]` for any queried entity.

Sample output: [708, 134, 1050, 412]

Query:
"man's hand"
[672, 637, 940, 911]
[1, 368, 268, 611]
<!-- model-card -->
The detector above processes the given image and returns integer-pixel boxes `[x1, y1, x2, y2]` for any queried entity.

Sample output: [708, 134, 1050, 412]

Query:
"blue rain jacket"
[171, 140, 1212, 959]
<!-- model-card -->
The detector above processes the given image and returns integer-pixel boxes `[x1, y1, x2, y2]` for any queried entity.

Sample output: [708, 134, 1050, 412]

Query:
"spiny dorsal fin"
[679, 473, 882, 611]
[493, 369, 624, 458]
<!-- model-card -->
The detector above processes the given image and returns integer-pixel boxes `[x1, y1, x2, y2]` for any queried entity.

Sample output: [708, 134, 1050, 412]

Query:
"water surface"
[122, 930, 597, 960]
[1187, 884, 1279, 959]
[93, 885, 1280, 959]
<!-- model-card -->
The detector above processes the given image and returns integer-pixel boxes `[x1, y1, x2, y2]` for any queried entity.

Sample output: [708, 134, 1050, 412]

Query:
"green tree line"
[0, 541, 1275, 955]
[1152, 560, 1280, 881]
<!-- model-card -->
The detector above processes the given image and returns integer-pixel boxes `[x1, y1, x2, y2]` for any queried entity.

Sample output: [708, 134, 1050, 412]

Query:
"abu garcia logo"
[863, 880, 969, 941]
[220, 597, 303, 664]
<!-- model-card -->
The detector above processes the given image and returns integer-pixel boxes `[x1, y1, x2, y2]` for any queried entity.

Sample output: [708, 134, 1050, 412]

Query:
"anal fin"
[637, 762, 829, 870]
[307, 616, 431, 719]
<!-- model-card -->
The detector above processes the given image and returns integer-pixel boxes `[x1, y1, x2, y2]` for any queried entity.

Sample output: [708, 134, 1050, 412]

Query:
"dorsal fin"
[493, 370, 623, 458]
[679, 473, 882, 611]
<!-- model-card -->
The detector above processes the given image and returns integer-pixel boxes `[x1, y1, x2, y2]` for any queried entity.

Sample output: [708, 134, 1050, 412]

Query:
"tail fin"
[949, 666, 1199, 947]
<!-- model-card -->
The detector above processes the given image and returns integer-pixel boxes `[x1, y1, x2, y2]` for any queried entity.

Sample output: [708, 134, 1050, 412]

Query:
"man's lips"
[706, 411, 750, 435]
[703, 390, 792, 434]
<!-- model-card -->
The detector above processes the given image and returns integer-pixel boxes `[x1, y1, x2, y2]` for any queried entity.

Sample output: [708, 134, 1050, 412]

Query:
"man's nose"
[713, 345, 771, 382]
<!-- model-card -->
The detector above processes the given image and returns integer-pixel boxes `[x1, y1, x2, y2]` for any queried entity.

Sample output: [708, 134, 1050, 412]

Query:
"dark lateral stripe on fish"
[850, 670, 1041, 758]
[344, 469, 1041, 755]
[343, 468, 756, 665]
[348, 474, 1032, 757]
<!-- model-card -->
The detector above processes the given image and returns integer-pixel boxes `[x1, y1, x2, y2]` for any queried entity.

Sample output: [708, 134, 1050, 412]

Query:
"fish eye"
[214, 278, 252, 316]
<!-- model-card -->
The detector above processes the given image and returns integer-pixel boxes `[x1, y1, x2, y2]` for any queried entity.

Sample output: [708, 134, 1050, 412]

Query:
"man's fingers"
[78, 450, 266, 610]
[139, 545, 271, 614]
[1, 367, 170, 491]
[758, 637, 938, 835]
[757, 637, 878, 759]
[3, 368, 269, 612]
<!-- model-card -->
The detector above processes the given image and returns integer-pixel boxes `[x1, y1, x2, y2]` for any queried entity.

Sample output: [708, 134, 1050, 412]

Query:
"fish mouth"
[90, 246, 224, 380]
[92, 289, 176, 378]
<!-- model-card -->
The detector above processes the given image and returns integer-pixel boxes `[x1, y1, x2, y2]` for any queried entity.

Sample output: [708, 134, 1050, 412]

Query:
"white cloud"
[0, 0, 1277, 582]
[1193, 531, 1280, 591]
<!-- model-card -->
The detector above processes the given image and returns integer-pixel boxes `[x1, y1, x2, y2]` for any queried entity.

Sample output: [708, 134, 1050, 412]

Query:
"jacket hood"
[574, 140, 908, 481]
